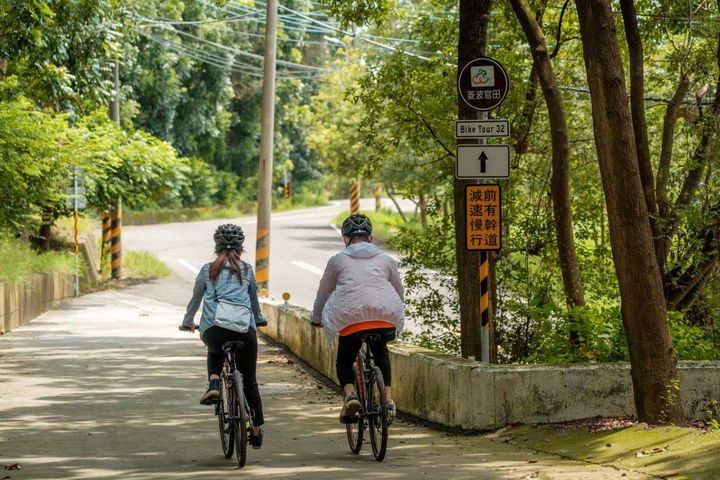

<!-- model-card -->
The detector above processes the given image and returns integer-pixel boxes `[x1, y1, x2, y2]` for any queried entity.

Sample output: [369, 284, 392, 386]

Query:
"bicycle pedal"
[341, 415, 360, 424]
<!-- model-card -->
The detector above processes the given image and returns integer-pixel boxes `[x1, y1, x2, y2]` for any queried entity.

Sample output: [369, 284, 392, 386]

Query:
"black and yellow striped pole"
[101, 212, 111, 275]
[111, 197, 122, 280]
[349, 179, 360, 215]
[374, 185, 382, 212]
[480, 250, 490, 362]
[255, 228, 269, 290]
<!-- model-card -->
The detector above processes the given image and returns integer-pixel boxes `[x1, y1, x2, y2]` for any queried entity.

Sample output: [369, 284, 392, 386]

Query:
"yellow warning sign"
[466, 184, 501, 251]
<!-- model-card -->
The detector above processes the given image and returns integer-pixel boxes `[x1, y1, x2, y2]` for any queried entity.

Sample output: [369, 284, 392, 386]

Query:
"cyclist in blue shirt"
[181, 224, 266, 449]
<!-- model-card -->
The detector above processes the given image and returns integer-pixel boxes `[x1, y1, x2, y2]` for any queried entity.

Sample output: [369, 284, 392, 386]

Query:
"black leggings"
[202, 326, 264, 426]
[337, 328, 394, 388]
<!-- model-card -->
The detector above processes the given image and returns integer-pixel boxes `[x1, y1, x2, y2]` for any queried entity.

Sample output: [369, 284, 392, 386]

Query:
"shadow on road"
[0, 291, 641, 479]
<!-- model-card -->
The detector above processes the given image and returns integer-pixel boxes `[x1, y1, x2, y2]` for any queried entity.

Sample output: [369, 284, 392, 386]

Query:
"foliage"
[0, 0, 117, 113]
[0, 236, 74, 283]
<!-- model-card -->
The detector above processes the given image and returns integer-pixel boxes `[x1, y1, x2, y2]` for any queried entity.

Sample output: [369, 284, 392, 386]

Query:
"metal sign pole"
[477, 110, 490, 364]
[73, 169, 80, 297]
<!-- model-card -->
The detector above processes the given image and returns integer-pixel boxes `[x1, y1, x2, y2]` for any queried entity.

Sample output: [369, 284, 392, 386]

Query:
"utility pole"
[454, 0, 493, 359]
[255, 0, 278, 291]
[109, 59, 122, 280]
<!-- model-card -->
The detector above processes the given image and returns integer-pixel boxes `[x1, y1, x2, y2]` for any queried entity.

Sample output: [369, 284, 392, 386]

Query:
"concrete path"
[0, 290, 649, 479]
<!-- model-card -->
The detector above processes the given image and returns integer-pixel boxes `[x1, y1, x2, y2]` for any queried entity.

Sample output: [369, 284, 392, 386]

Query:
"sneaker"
[249, 426, 264, 449]
[339, 393, 362, 423]
[200, 378, 220, 405]
[387, 399, 397, 424]
[256, 317, 268, 327]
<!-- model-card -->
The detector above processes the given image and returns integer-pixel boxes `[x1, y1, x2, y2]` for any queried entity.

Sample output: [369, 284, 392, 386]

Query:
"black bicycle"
[345, 332, 390, 461]
[179, 326, 254, 467]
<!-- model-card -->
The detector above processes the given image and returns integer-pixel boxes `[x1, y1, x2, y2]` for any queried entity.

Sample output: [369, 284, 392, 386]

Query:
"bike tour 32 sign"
[465, 185, 501, 251]
[457, 57, 509, 111]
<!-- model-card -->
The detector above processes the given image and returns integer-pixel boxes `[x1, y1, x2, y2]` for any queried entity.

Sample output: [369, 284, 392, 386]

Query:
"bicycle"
[179, 325, 254, 467]
[345, 332, 392, 461]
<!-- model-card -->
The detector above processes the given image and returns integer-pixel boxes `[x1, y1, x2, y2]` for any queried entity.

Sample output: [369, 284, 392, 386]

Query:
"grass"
[0, 237, 74, 283]
[497, 422, 720, 479]
[112, 250, 172, 281]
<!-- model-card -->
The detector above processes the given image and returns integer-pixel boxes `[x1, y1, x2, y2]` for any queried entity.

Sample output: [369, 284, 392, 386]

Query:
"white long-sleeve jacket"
[311, 242, 404, 341]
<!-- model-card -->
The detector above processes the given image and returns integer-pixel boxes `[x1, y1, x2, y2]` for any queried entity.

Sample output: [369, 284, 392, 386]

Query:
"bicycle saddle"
[359, 333, 383, 343]
[222, 340, 245, 351]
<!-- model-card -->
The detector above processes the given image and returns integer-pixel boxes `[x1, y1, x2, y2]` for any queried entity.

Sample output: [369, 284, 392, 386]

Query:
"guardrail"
[260, 300, 720, 430]
[1, 273, 74, 335]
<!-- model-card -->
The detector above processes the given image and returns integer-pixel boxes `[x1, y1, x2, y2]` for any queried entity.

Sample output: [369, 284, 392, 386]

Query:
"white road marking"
[291, 261, 324, 276]
[177, 259, 200, 274]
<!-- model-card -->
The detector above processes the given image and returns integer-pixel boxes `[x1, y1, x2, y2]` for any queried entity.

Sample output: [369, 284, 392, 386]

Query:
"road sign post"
[457, 56, 510, 363]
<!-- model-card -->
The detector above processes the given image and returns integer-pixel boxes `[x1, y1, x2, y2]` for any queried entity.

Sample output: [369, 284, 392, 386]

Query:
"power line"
[135, 21, 332, 72]
[274, 3, 434, 61]
[135, 29, 326, 81]
[137, 14, 333, 46]
[135, 11, 260, 26]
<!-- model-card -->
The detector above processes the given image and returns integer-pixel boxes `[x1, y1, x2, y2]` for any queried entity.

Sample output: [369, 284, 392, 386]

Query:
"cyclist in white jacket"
[311, 214, 404, 422]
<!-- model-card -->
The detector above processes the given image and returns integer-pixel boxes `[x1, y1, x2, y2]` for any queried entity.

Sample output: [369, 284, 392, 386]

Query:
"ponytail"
[209, 248, 246, 284]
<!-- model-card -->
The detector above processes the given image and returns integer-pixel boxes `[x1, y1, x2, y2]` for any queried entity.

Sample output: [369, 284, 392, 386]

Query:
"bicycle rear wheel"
[233, 370, 248, 467]
[218, 376, 234, 459]
[346, 361, 364, 454]
[368, 367, 388, 461]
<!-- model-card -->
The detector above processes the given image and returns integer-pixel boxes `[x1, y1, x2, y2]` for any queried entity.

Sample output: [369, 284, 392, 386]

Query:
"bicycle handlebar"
[179, 325, 199, 332]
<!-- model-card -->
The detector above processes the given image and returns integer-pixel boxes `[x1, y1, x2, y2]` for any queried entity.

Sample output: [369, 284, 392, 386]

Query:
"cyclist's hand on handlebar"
[310, 321, 323, 328]
[179, 324, 199, 333]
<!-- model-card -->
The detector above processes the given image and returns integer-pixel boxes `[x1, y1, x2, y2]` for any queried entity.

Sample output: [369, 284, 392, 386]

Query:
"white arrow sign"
[456, 145, 510, 179]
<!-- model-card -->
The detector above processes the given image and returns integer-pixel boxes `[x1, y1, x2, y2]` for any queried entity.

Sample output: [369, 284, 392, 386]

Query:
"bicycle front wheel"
[233, 370, 248, 467]
[346, 361, 364, 454]
[368, 367, 388, 461]
[218, 376, 234, 459]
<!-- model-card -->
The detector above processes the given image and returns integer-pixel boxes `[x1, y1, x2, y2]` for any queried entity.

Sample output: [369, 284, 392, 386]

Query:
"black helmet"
[213, 224, 244, 250]
[341, 214, 372, 238]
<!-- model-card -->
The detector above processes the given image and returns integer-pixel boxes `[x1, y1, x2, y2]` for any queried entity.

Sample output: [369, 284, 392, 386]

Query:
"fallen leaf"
[606, 443, 612, 447]
[523, 472, 540, 479]
[527, 460, 538, 464]
[1, 464, 20, 470]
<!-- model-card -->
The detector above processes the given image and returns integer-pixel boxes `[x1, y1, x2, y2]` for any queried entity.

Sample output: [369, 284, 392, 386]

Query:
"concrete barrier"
[260, 301, 720, 430]
[1, 273, 74, 335]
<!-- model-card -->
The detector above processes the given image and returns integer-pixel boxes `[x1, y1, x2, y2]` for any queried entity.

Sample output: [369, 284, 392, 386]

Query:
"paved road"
[0, 286, 645, 479]
[122, 200, 406, 310]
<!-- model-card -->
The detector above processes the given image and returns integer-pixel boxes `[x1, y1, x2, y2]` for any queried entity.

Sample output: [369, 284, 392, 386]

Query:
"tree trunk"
[418, 191, 428, 229]
[655, 75, 690, 276]
[455, 0, 493, 359]
[574, 0, 683, 424]
[510, 0, 586, 344]
[619, 0, 659, 249]
[37, 222, 52, 251]
[384, 183, 407, 223]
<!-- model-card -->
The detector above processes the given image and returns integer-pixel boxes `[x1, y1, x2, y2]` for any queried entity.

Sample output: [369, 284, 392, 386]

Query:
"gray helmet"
[213, 224, 244, 250]
[341, 214, 372, 238]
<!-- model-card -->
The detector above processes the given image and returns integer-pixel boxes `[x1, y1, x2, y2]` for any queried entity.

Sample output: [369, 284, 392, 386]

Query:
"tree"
[509, 0, 586, 344]
[573, 0, 683, 424]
